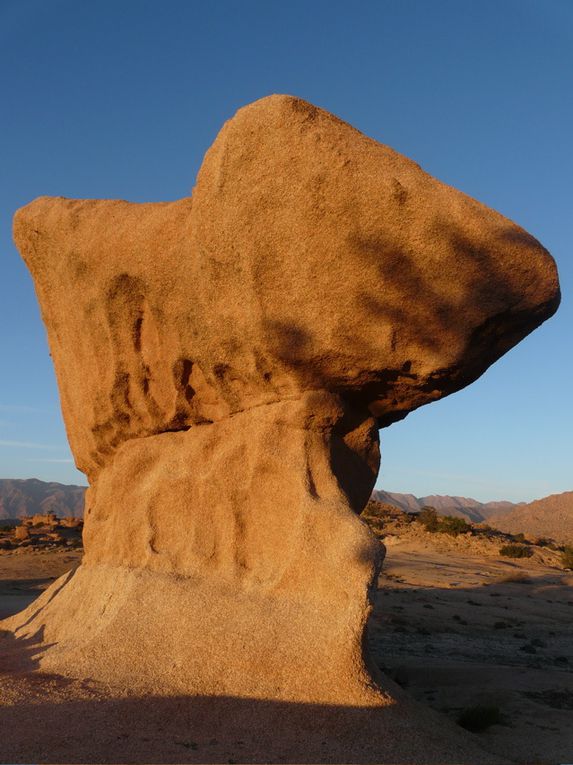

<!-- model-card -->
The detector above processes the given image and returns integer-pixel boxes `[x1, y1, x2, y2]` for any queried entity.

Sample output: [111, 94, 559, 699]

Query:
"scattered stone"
[0, 515, 82, 553]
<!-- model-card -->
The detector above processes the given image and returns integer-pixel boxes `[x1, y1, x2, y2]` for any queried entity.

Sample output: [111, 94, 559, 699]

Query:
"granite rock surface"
[3, 94, 559, 760]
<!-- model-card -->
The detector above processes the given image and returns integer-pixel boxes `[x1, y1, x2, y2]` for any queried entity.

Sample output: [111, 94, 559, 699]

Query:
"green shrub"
[416, 506, 439, 532]
[416, 509, 471, 537]
[560, 546, 573, 569]
[457, 705, 503, 732]
[439, 515, 471, 537]
[499, 544, 533, 559]
[362, 499, 382, 517]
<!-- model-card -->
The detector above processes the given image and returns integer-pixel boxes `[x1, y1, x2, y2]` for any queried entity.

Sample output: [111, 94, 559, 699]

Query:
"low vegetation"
[361, 501, 414, 533]
[493, 572, 532, 585]
[416, 506, 440, 531]
[362, 499, 572, 569]
[499, 544, 534, 559]
[560, 546, 573, 569]
[416, 507, 471, 537]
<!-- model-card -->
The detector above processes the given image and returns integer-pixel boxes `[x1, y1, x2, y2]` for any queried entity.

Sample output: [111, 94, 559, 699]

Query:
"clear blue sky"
[0, 0, 571, 502]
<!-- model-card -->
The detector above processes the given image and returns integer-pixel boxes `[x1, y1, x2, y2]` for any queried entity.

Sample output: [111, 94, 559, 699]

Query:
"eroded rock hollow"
[4, 95, 559, 704]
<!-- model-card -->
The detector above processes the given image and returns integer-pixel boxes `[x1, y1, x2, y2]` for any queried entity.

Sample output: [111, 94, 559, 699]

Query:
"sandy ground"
[368, 537, 573, 765]
[0, 548, 82, 620]
[0, 543, 571, 764]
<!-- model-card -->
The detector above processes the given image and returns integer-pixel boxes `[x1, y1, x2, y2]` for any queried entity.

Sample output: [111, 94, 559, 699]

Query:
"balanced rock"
[4, 96, 559, 717]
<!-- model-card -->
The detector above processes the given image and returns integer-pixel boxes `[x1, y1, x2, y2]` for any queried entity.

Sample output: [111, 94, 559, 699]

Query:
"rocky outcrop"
[0, 515, 83, 551]
[13, 526, 30, 542]
[22, 513, 58, 528]
[3, 95, 559, 742]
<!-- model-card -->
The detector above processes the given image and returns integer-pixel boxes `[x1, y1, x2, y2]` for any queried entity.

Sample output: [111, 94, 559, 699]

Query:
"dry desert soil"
[369, 536, 573, 764]
[0, 537, 571, 764]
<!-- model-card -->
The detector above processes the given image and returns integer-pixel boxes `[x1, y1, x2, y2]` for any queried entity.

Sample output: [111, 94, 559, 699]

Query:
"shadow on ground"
[0, 623, 500, 765]
[365, 555, 573, 765]
[0, 672, 499, 764]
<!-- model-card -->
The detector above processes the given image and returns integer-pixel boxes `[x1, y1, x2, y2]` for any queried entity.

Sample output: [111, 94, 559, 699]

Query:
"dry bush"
[500, 544, 533, 559]
[493, 572, 533, 585]
[560, 546, 573, 569]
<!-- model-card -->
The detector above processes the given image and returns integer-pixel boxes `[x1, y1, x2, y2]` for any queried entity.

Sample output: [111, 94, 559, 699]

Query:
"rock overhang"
[14, 96, 560, 475]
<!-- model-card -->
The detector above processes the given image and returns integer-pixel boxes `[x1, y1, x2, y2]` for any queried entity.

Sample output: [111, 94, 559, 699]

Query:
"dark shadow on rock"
[351, 217, 559, 420]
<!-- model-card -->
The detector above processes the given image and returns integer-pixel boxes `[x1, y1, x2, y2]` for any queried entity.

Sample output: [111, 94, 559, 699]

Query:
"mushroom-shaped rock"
[3, 96, 559, 738]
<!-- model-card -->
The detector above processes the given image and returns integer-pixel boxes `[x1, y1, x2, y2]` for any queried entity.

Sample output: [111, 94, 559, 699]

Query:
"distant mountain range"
[1, 479, 571, 544]
[487, 492, 573, 544]
[371, 489, 517, 523]
[0, 478, 85, 521]
[372, 489, 573, 544]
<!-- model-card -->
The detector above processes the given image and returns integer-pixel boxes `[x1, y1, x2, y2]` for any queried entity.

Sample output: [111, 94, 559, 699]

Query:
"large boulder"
[3, 95, 559, 759]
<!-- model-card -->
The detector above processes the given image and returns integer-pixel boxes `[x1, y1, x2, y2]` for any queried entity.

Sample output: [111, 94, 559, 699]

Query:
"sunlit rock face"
[5, 95, 559, 705]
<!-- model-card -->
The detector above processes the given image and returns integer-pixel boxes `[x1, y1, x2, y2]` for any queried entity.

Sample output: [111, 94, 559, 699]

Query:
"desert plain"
[371, 535, 573, 763]
[1, 508, 572, 764]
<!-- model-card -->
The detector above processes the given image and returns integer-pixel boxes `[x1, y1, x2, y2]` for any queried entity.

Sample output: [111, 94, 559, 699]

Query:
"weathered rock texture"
[3, 94, 559, 720]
